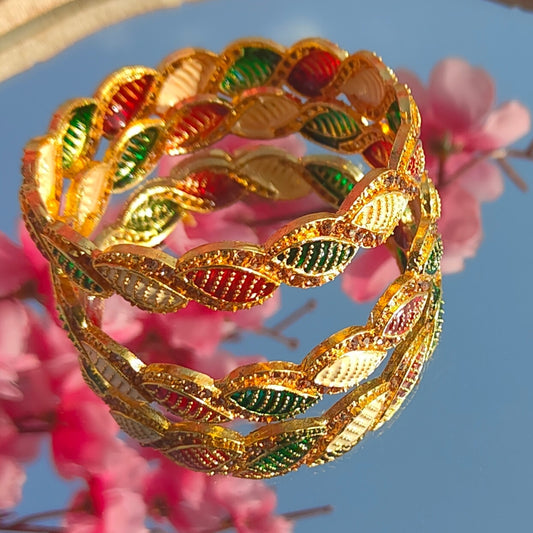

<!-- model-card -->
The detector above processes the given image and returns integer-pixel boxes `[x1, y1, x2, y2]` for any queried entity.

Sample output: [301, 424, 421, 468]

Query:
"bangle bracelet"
[20, 37, 424, 312]
[19, 38, 443, 478]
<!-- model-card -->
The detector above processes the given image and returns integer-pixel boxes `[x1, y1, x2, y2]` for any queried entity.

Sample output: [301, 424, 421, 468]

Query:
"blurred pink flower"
[0, 455, 26, 510]
[51, 384, 121, 479]
[0, 300, 38, 401]
[65, 445, 149, 533]
[343, 57, 530, 302]
[144, 460, 291, 533]
[399, 58, 529, 273]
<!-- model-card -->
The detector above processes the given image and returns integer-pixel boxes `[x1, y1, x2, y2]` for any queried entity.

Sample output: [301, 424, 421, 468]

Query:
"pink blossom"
[0, 299, 38, 400]
[341, 246, 401, 304]
[0, 232, 34, 299]
[343, 58, 530, 302]
[0, 455, 26, 510]
[401, 58, 530, 272]
[51, 384, 121, 479]
[144, 460, 291, 533]
[65, 445, 149, 533]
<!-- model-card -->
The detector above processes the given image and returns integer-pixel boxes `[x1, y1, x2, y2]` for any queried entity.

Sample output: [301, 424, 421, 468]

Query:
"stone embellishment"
[19, 37, 442, 478]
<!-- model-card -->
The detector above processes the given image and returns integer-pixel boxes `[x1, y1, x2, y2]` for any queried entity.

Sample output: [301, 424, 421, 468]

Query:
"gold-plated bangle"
[19, 38, 443, 478]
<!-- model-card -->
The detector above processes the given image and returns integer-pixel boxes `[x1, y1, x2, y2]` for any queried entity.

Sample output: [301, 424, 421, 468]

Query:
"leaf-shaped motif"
[112, 123, 161, 191]
[304, 161, 361, 206]
[167, 101, 230, 153]
[383, 293, 428, 338]
[353, 192, 409, 235]
[173, 169, 244, 208]
[64, 163, 113, 236]
[93, 247, 187, 313]
[314, 392, 388, 464]
[386, 100, 401, 132]
[144, 383, 229, 423]
[79, 357, 109, 397]
[49, 246, 105, 295]
[424, 237, 443, 275]
[221, 47, 281, 95]
[166, 447, 238, 473]
[80, 340, 145, 401]
[22, 137, 61, 217]
[363, 140, 392, 168]
[302, 108, 360, 149]
[186, 266, 278, 307]
[108, 396, 168, 444]
[313, 349, 387, 389]
[157, 52, 218, 112]
[232, 91, 300, 138]
[245, 432, 322, 478]
[343, 66, 386, 108]
[276, 240, 356, 277]
[377, 350, 426, 430]
[111, 411, 166, 445]
[62, 103, 97, 170]
[229, 388, 318, 419]
[102, 73, 156, 137]
[288, 49, 341, 96]
[118, 185, 183, 247]
[408, 141, 426, 178]
[237, 148, 311, 200]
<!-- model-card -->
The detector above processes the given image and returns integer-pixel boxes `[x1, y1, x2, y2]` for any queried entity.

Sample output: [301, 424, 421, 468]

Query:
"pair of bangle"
[19, 38, 442, 478]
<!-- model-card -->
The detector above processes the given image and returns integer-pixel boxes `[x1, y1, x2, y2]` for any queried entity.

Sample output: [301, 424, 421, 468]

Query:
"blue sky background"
[3, 0, 533, 531]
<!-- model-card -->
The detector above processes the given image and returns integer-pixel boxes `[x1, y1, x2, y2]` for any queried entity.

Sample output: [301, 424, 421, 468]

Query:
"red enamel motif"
[145, 384, 223, 422]
[167, 448, 233, 471]
[288, 49, 341, 96]
[363, 140, 393, 168]
[175, 169, 243, 207]
[170, 102, 229, 148]
[103, 75, 154, 137]
[397, 351, 425, 399]
[190, 268, 276, 304]
[383, 294, 427, 337]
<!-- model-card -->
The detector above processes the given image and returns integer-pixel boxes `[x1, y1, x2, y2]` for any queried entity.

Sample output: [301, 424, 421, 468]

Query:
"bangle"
[19, 38, 442, 478]
[20, 37, 423, 312]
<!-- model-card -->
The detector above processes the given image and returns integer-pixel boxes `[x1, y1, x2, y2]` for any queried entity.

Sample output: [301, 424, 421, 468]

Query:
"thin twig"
[6, 509, 68, 528]
[494, 157, 529, 191]
[209, 503, 333, 532]
[282, 504, 334, 522]
[270, 299, 317, 332]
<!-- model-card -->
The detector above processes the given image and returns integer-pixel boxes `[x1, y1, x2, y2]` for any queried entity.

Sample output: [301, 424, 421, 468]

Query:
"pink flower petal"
[0, 456, 26, 509]
[0, 232, 33, 298]
[466, 100, 531, 151]
[341, 246, 400, 303]
[429, 58, 494, 132]
[0, 299, 29, 356]
[439, 183, 483, 274]
[457, 159, 504, 202]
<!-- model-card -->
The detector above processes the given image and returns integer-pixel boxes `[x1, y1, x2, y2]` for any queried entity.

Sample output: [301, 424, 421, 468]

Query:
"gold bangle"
[19, 38, 442, 478]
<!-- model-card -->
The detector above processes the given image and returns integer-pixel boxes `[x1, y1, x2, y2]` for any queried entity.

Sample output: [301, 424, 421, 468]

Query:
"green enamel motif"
[114, 127, 159, 190]
[220, 47, 281, 95]
[277, 240, 356, 276]
[248, 435, 317, 475]
[386, 100, 401, 132]
[79, 359, 109, 396]
[230, 388, 317, 418]
[62, 104, 96, 170]
[305, 163, 357, 206]
[50, 247, 103, 293]
[302, 109, 360, 149]
[126, 196, 181, 235]
[425, 237, 443, 275]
